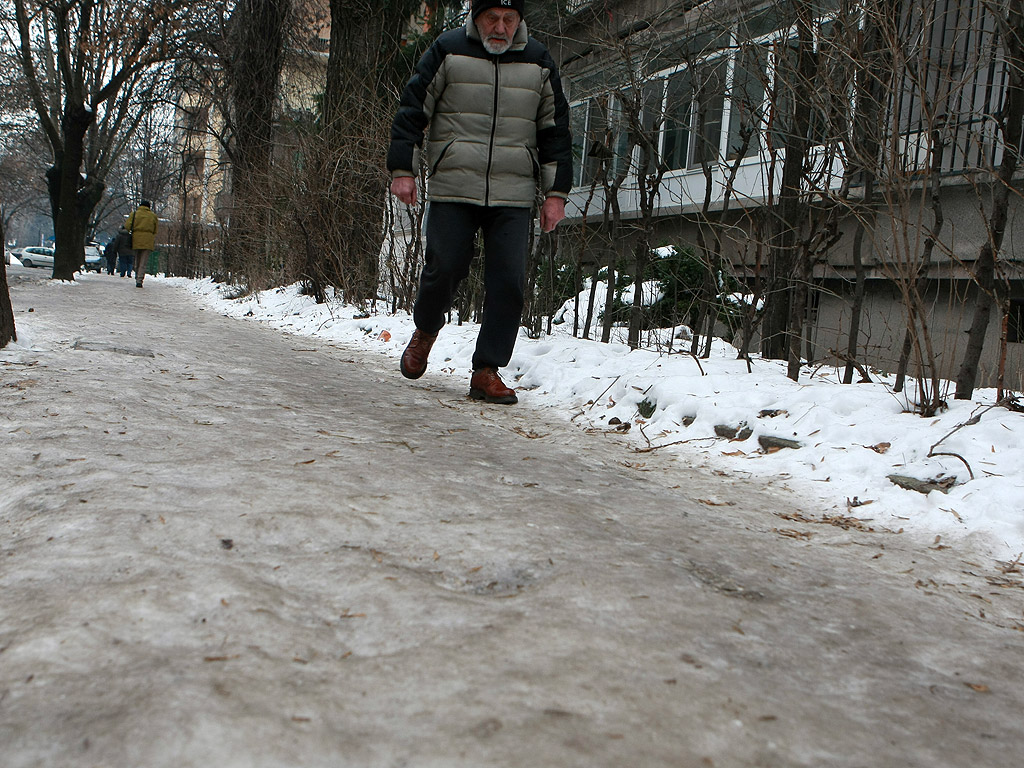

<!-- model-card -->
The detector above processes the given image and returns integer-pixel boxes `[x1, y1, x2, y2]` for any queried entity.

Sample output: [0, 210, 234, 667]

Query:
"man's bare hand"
[390, 176, 418, 207]
[540, 196, 566, 233]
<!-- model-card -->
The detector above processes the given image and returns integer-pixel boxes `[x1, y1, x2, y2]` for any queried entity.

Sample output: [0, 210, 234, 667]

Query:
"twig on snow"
[925, 404, 1001, 481]
[634, 436, 718, 453]
[928, 451, 975, 481]
[588, 375, 621, 410]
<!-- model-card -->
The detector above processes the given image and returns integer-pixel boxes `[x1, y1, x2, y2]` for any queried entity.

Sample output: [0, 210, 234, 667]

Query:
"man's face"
[476, 8, 520, 55]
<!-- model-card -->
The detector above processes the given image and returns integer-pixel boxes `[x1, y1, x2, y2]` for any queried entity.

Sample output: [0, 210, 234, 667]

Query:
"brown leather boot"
[400, 329, 437, 379]
[469, 367, 518, 405]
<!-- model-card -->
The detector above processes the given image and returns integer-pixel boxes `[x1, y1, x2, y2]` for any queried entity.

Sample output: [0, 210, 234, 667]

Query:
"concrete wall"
[562, 183, 1024, 390]
[811, 278, 1024, 391]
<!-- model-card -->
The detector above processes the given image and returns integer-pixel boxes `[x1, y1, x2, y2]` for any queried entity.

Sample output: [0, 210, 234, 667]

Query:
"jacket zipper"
[485, 56, 499, 206]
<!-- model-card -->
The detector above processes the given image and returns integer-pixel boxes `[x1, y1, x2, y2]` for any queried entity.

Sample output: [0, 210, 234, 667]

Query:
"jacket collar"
[465, 16, 528, 53]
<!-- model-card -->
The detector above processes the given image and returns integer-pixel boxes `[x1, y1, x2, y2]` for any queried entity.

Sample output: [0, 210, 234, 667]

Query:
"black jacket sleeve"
[536, 48, 573, 196]
[387, 39, 448, 175]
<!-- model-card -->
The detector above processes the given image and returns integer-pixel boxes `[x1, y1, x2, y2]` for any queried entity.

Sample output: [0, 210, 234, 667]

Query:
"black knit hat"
[472, 0, 524, 20]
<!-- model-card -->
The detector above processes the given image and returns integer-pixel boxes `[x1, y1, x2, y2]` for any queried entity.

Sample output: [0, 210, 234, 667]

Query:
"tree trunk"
[787, 244, 811, 381]
[955, 0, 1024, 399]
[583, 261, 599, 340]
[893, 323, 913, 394]
[841, 3, 884, 385]
[226, 0, 291, 285]
[322, 0, 420, 304]
[601, 247, 617, 344]
[0, 217, 16, 349]
[49, 102, 98, 281]
[954, 259, 996, 397]
[762, 18, 816, 364]
[628, 238, 649, 349]
[842, 219, 868, 384]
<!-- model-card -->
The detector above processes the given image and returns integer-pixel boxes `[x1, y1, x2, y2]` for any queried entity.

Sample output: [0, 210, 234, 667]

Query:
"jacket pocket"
[429, 139, 456, 177]
[526, 146, 540, 180]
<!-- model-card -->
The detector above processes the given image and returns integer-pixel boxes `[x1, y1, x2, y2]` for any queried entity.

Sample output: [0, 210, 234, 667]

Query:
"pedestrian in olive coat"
[125, 200, 158, 288]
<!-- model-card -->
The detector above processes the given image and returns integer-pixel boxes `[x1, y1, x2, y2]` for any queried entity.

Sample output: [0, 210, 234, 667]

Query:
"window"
[661, 58, 728, 171]
[187, 152, 205, 180]
[767, 36, 832, 153]
[182, 106, 208, 137]
[727, 44, 769, 159]
[1009, 299, 1024, 344]
[570, 101, 588, 188]
[608, 93, 633, 182]
[571, 84, 669, 188]
[690, 59, 727, 168]
[663, 69, 693, 171]
[567, 6, 845, 189]
[571, 96, 626, 188]
[185, 194, 202, 221]
[571, 99, 610, 187]
[638, 80, 666, 176]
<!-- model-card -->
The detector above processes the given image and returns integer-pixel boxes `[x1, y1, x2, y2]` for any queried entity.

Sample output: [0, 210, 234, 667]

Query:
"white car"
[16, 246, 55, 269]
[84, 243, 104, 272]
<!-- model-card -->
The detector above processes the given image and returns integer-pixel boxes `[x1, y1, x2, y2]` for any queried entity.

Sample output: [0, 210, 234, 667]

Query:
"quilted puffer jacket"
[387, 17, 573, 208]
[125, 205, 158, 251]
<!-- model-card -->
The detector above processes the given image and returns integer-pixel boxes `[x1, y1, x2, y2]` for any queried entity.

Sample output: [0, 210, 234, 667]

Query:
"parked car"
[17, 246, 55, 269]
[83, 243, 104, 272]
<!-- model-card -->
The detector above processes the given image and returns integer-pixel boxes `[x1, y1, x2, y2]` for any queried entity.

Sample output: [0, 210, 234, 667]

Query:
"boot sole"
[469, 387, 518, 405]
[400, 359, 425, 380]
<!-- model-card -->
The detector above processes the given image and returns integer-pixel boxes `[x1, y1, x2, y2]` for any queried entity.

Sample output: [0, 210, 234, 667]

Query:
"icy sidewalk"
[2, 268, 1023, 767]
[174, 277, 1024, 561]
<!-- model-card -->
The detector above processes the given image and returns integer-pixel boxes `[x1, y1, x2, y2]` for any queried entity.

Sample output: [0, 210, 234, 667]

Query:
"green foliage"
[537, 257, 580, 307]
[647, 244, 707, 329]
[602, 244, 754, 335]
[637, 398, 656, 419]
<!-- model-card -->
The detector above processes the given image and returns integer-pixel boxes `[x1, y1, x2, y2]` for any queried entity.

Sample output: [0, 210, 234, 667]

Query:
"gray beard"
[481, 38, 509, 54]
[480, 36, 512, 55]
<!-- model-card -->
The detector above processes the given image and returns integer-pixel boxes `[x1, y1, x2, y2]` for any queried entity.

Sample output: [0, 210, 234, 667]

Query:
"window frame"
[568, 9, 844, 191]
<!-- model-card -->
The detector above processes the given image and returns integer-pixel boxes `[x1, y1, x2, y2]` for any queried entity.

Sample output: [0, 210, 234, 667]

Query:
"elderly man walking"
[387, 0, 572, 405]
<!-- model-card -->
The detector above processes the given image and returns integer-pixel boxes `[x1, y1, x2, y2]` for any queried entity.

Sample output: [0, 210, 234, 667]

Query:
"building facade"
[552, 0, 1024, 390]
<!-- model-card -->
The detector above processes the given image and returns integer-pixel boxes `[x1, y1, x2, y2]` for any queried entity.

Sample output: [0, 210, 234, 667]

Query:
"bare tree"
[0, 215, 13, 348]
[8, 0, 192, 280]
[221, 0, 291, 285]
[838, 0, 889, 385]
[760, 2, 818, 369]
[955, 0, 1024, 399]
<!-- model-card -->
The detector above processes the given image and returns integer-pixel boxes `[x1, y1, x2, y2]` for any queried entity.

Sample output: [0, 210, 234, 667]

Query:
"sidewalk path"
[2, 268, 1023, 767]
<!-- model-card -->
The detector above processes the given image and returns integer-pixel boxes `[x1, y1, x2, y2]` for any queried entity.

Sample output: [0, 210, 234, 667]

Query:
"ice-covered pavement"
[2, 266, 1024, 767]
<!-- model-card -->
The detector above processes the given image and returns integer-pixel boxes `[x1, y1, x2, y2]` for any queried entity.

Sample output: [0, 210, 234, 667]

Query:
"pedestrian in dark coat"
[103, 238, 118, 275]
[389, 0, 572, 404]
[116, 227, 134, 277]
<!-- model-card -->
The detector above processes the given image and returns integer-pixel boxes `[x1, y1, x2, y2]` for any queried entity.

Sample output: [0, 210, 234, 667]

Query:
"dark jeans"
[414, 202, 531, 370]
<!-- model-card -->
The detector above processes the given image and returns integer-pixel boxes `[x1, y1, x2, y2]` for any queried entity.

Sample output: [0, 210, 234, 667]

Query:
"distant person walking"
[102, 237, 118, 275]
[124, 200, 158, 288]
[116, 227, 134, 277]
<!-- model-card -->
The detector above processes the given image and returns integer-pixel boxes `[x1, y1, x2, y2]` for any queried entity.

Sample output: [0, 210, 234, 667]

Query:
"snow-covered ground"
[156, 276, 1024, 560]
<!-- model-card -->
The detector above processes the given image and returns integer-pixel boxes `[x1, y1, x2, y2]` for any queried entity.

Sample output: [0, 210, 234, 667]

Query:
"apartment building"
[552, 0, 1023, 389]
